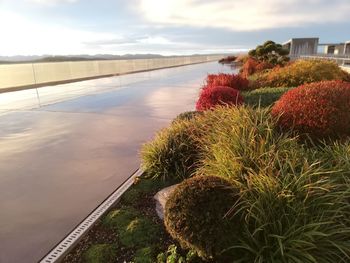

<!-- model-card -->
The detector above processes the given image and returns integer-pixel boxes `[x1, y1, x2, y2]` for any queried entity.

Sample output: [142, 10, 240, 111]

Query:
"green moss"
[242, 87, 290, 107]
[133, 246, 156, 263]
[83, 244, 116, 263]
[103, 207, 161, 248]
[103, 207, 138, 229]
[119, 217, 160, 248]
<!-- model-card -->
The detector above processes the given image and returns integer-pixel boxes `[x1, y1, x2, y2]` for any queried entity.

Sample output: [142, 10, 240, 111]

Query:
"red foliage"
[196, 85, 243, 111]
[240, 58, 274, 78]
[205, 73, 249, 91]
[271, 80, 350, 140]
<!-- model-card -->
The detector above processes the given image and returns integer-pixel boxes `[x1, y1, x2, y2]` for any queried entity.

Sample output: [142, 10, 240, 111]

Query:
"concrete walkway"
[0, 62, 232, 263]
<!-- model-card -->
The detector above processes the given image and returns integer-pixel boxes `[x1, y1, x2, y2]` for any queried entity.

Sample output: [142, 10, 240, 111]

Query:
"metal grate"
[40, 168, 143, 263]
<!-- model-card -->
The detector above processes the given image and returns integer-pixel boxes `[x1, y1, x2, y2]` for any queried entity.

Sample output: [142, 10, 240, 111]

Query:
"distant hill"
[0, 54, 166, 64]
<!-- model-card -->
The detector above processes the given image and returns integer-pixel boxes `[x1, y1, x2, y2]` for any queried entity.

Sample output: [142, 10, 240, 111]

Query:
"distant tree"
[248, 40, 289, 65]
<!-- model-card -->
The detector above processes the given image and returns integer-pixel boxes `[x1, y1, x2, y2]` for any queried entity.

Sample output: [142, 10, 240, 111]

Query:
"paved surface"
[0, 62, 232, 263]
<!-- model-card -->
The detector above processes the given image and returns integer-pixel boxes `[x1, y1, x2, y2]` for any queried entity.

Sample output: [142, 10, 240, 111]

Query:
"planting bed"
[63, 55, 350, 263]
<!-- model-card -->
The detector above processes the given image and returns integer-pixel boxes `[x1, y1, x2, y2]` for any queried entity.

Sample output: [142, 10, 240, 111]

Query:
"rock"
[154, 184, 178, 220]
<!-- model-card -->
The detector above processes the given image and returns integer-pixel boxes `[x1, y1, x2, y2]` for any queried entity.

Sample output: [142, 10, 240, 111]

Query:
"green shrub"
[141, 119, 202, 181]
[83, 244, 116, 263]
[164, 176, 240, 260]
[104, 207, 161, 248]
[253, 59, 350, 88]
[242, 87, 290, 107]
[172, 111, 202, 124]
[248, 40, 289, 65]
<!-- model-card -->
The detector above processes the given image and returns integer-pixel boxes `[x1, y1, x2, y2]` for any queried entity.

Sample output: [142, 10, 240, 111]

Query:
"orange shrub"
[240, 58, 274, 78]
[271, 80, 350, 140]
[196, 86, 243, 111]
[205, 73, 249, 91]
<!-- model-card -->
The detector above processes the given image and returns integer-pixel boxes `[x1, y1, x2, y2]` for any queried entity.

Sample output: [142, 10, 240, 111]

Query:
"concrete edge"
[39, 168, 143, 263]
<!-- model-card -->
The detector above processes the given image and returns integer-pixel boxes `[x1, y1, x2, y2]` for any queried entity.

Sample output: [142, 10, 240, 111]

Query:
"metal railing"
[299, 54, 350, 66]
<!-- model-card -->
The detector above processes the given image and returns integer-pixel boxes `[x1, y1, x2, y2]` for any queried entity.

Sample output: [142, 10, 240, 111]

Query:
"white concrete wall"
[0, 55, 223, 91]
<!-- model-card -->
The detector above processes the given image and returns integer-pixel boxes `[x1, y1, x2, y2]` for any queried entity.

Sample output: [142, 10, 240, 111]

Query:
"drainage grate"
[40, 168, 143, 263]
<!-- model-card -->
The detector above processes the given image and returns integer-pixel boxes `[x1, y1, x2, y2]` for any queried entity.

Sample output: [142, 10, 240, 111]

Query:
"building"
[282, 38, 319, 57]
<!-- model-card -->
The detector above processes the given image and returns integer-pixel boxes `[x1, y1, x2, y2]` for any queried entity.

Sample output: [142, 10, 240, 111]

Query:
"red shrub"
[205, 73, 249, 91]
[240, 57, 274, 78]
[271, 80, 350, 140]
[196, 86, 243, 111]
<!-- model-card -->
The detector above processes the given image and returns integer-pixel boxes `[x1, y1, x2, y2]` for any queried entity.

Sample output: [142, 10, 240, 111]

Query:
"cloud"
[28, 0, 78, 4]
[138, 0, 350, 31]
[0, 11, 118, 55]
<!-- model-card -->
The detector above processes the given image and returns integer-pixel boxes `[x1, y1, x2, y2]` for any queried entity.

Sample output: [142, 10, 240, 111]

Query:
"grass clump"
[141, 119, 202, 181]
[172, 111, 202, 124]
[229, 160, 350, 262]
[196, 106, 305, 181]
[242, 87, 290, 107]
[83, 244, 116, 263]
[103, 207, 161, 248]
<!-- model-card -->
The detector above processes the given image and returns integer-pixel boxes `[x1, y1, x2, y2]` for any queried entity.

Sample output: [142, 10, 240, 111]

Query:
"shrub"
[248, 40, 289, 65]
[141, 119, 202, 181]
[254, 59, 350, 88]
[242, 87, 290, 107]
[240, 57, 274, 78]
[104, 207, 161, 248]
[218, 56, 237, 64]
[83, 244, 116, 263]
[196, 86, 243, 111]
[272, 80, 350, 140]
[164, 176, 240, 260]
[172, 111, 202, 124]
[205, 73, 249, 90]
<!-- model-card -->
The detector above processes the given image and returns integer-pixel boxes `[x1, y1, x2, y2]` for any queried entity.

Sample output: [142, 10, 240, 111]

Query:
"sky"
[0, 0, 350, 56]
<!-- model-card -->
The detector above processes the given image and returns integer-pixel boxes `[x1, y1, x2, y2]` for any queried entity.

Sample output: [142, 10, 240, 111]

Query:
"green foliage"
[133, 246, 156, 263]
[83, 244, 116, 263]
[165, 176, 239, 260]
[157, 245, 201, 263]
[141, 119, 202, 181]
[254, 59, 350, 88]
[228, 161, 350, 263]
[242, 87, 291, 107]
[172, 111, 202, 124]
[104, 207, 161, 248]
[248, 40, 289, 65]
[188, 106, 350, 262]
